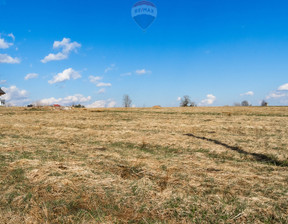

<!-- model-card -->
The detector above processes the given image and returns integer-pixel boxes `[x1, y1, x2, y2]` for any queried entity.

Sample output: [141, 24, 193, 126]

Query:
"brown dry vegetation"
[0, 106, 287, 223]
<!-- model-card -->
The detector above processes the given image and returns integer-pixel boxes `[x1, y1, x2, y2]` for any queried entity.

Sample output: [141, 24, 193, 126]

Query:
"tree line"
[178, 95, 268, 107]
[122, 95, 269, 108]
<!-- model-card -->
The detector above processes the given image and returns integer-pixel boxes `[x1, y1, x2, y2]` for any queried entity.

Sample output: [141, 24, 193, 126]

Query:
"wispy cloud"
[97, 88, 106, 94]
[104, 64, 116, 73]
[266, 92, 286, 99]
[120, 69, 151, 77]
[89, 75, 111, 88]
[25, 73, 39, 80]
[135, 69, 152, 75]
[240, 91, 254, 96]
[120, 72, 132, 77]
[8, 33, 15, 41]
[265, 83, 288, 105]
[41, 38, 81, 63]
[48, 68, 81, 84]
[89, 75, 102, 84]
[96, 82, 112, 87]
[87, 99, 116, 108]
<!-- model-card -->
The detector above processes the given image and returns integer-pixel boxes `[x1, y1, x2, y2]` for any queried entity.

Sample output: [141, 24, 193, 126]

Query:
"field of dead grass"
[0, 106, 287, 223]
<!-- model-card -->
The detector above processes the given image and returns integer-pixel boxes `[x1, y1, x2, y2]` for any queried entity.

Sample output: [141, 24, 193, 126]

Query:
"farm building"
[0, 88, 5, 106]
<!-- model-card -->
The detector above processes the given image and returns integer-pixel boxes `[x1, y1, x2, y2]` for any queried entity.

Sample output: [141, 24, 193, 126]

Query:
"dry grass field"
[0, 106, 287, 223]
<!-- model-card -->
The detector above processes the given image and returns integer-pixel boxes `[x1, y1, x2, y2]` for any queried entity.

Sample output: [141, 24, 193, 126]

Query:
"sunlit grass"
[0, 106, 287, 223]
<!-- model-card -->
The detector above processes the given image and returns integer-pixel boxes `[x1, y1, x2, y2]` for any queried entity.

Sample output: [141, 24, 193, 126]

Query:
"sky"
[0, 0, 288, 107]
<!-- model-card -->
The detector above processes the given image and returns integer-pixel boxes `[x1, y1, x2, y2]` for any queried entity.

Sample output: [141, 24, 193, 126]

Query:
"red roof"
[53, 104, 61, 107]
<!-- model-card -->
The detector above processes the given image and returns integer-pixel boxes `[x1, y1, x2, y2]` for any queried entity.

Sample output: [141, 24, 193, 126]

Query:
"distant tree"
[180, 95, 191, 107]
[72, 104, 85, 108]
[241, 100, 250, 107]
[180, 96, 197, 107]
[190, 101, 197, 107]
[261, 100, 268, 107]
[123, 94, 132, 108]
[234, 102, 241, 107]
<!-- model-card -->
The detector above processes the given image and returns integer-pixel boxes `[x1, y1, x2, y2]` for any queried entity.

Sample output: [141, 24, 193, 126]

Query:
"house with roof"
[0, 88, 6, 106]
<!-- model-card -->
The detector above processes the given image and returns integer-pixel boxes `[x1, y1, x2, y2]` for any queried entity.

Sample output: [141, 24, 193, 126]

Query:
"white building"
[0, 88, 5, 106]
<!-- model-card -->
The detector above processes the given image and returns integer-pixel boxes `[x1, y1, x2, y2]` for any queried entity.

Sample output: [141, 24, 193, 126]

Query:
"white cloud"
[87, 100, 106, 108]
[278, 83, 288, 91]
[98, 88, 106, 94]
[89, 75, 111, 88]
[53, 38, 81, 54]
[0, 33, 15, 49]
[120, 72, 132, 77]
[96, 82, 112, 87]
[38, 94, 91, 106]
[199, 94, 216, 106]
[266, 92, 286, 99]
[107, 100, 117, 108]
[41, 52, 67, 63]
[2, 86, 29, 106]
[240, 91, 254, 96]
[135, 69, 152, 75]
[87, 99, 116, 108]
[0, 38, 13, 49]
[25, 73, 39, 80]
[89, 75, 102, 84]
[41, 38, 81, 63]
[8, 33, 15, 41]
[121, 69, 151, 77]
[0, 80, 6, 84]
[48, 68, 81, 84]
[104, 64, 116, 73]
[265, 84, 288, 105]
[0, 54, 20, 64]
[177, 97, 181, 101]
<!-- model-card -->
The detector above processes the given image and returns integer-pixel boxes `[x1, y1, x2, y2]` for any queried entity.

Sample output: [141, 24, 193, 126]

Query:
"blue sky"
[0, 0, 288, 107]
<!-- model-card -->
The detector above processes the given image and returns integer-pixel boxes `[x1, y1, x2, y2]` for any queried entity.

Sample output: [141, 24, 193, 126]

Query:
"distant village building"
[0, 88, 5, 106]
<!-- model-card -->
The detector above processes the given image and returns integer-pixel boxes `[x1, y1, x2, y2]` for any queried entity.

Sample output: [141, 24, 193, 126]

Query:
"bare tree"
[180, 96, 196, 107]
[180, 95, 191, 107]
[123, 94, 132, 108]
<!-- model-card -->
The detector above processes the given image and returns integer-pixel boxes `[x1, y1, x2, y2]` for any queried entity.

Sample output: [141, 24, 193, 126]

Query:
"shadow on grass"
[184, 133, 288, 167]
